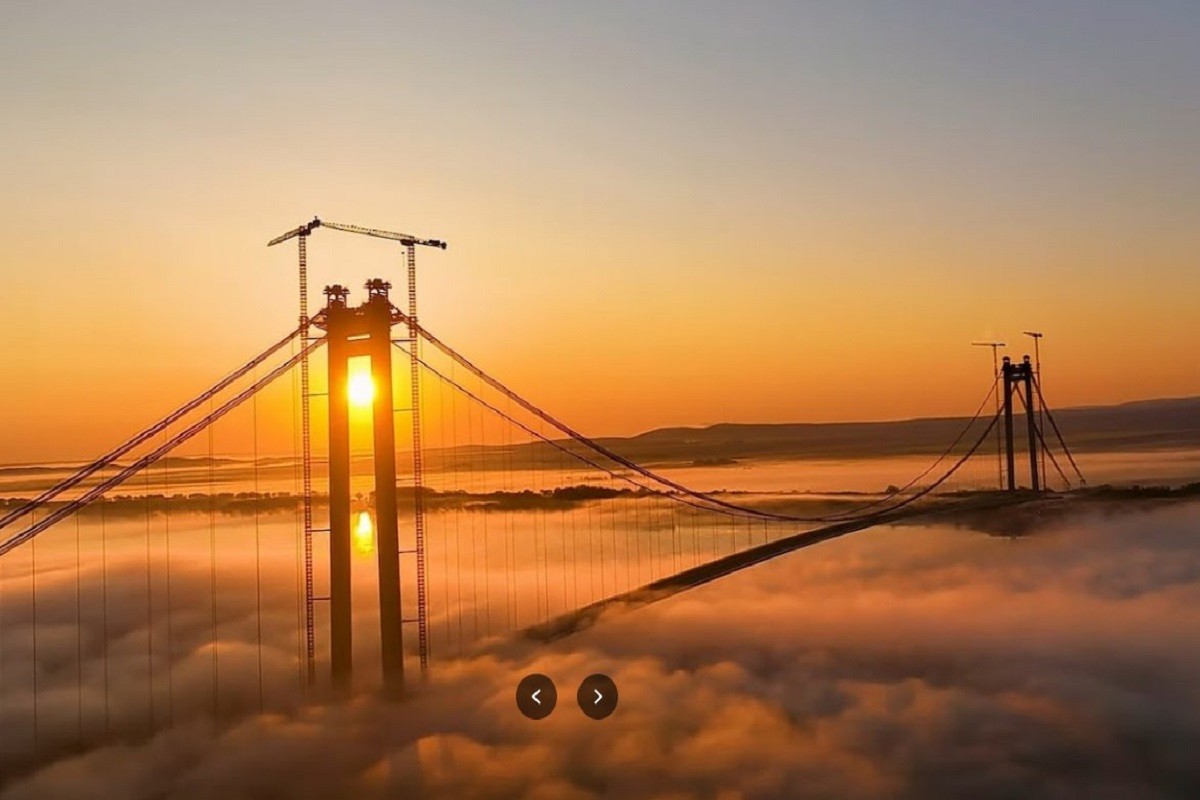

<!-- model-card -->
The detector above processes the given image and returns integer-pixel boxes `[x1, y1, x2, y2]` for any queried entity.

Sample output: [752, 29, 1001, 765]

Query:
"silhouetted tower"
[323, 281, 406, 697]
[1001, 355, 1041, 492]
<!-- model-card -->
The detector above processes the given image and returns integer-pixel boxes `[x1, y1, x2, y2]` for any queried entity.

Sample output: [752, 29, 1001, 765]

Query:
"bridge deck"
[524, 492, 1043, 643]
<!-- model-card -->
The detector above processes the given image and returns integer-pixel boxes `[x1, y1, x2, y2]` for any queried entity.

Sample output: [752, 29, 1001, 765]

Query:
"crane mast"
[267, 217, 321, 685]
[972, 341, 1007, 490]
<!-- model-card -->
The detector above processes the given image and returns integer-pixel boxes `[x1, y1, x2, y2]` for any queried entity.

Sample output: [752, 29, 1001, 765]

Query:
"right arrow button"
[577, 673, 618, 720]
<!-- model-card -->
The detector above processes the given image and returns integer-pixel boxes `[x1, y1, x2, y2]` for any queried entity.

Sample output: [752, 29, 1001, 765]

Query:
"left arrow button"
[516, 674, 557, 720]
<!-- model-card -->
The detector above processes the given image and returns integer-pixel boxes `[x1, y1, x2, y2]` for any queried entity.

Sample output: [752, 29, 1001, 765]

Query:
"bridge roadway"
[525, 491, 1051, 643]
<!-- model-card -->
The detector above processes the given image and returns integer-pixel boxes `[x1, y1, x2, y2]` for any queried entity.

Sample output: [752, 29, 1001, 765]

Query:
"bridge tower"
[1001, 355, 1041, 492]
[324, 280, 405, 697]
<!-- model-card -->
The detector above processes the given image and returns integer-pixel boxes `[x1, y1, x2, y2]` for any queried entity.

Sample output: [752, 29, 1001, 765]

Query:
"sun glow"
[348, 373, 375, 407]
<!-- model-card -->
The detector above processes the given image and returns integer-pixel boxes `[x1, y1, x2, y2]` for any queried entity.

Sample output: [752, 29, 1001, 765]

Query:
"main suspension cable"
[1028, 405, 1073, 489]
[0, 337, 325, 557]
[0, 327, 303, 531]
[393, 343, 753, 520]
[400, 340, 999, 527]
[808, 375, 1001, 521]
[842, 410, 1001, 517]
[408, 321, 1004, 524]
[1032, 375, 1086, 485]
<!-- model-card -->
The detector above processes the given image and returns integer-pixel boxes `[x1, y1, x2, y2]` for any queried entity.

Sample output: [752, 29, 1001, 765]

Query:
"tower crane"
[972, 341, 1006, 490]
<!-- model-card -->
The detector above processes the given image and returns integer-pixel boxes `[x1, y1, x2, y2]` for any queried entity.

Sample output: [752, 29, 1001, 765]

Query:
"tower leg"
[1003, 362, 1016, 491]
[327, 326, 353, 691]
[370, 309, 405, 697]
[1023, 369, 1040, 492]
[993, 365, 1004, 490]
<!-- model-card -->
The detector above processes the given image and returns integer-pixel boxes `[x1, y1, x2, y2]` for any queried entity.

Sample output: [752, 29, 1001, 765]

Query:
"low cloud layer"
[3, 500, 1200, 798]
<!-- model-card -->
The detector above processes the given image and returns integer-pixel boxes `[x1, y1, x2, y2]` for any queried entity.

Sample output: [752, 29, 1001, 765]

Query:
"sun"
[348, 373, 375, 407]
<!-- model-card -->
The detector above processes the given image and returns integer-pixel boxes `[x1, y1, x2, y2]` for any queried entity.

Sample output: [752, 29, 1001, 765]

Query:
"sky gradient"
[2, 1, 1198, 461]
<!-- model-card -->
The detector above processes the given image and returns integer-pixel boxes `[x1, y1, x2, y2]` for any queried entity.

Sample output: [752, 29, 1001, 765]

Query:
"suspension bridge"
[0, 218, 1084, 777]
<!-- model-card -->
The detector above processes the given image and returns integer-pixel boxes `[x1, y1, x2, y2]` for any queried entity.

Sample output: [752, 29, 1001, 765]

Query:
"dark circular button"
[516, 673, 557, 720]
[577, 673, 618, 720]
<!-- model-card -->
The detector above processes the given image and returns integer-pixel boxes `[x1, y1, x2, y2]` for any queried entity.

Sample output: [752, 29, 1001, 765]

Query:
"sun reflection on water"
[353, 511, 375, 555]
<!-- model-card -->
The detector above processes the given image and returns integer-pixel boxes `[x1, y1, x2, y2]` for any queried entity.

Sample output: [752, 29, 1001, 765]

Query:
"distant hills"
[584, 395, 1200, 465]
[4, 396, 1198, 474]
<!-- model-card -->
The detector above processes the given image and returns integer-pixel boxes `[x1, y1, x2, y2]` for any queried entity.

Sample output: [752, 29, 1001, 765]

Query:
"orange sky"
[2, 3, 1198, 463]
